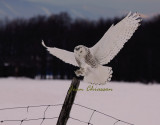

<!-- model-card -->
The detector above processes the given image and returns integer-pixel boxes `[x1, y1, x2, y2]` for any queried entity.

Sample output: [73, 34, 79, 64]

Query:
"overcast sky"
[0, 0, 160, 20]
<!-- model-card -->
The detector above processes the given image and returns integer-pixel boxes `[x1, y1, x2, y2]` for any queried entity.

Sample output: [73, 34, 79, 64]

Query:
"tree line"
[0, 12, 160, 83]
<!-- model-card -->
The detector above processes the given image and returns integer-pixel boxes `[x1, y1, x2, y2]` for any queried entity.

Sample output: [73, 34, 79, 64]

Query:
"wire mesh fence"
[0, 103, 134, 125]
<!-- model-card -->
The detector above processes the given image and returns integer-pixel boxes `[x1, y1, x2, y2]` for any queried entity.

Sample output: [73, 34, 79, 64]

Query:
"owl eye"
[75, 47, 80, 51]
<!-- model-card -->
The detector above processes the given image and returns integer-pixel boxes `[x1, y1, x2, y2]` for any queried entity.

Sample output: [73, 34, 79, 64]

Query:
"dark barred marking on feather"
[85, 48, 98, 68]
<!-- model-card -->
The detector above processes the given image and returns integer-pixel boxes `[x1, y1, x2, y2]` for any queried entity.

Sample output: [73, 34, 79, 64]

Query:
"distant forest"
[0, 12, 160, 83]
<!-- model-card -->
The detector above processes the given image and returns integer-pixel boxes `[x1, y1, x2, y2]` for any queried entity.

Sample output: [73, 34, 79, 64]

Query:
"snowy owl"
[42, 12, 142, 85]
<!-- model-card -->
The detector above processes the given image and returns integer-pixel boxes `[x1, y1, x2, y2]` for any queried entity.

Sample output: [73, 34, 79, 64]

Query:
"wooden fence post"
[56, 77, 80, 125]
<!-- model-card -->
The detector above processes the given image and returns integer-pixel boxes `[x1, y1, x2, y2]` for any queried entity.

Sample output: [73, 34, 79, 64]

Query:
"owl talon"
[75, 68, 85, 77]
[75, 71, 81, 77]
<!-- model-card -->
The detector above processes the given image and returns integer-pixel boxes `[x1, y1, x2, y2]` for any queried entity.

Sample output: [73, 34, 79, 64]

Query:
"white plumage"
[42, 12, 142, 85]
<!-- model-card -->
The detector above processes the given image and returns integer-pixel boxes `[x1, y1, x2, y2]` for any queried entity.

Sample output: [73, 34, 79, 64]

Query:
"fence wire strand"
[0, 103, 134, 125]
[74, 103, 134, 125]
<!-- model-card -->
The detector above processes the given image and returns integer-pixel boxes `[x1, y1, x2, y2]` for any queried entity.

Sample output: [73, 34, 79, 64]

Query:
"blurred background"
[0, 0, 160, 83]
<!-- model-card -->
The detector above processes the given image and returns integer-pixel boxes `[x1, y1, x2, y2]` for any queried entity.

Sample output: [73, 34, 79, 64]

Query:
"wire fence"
[0, 103, 134, 125]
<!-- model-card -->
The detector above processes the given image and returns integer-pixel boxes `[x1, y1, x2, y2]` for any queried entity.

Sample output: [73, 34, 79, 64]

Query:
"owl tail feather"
[84, 65, 112, 85]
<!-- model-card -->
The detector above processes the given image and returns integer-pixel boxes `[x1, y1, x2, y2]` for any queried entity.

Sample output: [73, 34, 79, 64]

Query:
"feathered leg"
[75, 68, 85, 77]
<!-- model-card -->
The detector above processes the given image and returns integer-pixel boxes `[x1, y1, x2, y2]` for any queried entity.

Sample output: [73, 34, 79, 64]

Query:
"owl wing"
[42, 40, 79, 67]
[90, 12, 142, 65]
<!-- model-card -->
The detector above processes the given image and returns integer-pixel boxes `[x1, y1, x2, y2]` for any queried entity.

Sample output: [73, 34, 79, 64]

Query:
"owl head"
[74, 45, 89, 58]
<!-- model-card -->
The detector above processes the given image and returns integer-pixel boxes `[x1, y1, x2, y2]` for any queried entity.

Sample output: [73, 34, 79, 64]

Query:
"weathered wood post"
[56, 77, 80, 125]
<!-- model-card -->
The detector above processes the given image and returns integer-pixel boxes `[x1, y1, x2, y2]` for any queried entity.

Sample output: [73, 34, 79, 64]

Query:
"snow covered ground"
[0, 77, 160, 125]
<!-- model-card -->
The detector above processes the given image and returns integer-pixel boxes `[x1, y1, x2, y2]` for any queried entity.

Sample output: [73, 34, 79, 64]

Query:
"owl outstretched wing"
[42, 40, 79, 67]
[90, 12, 142, 65]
